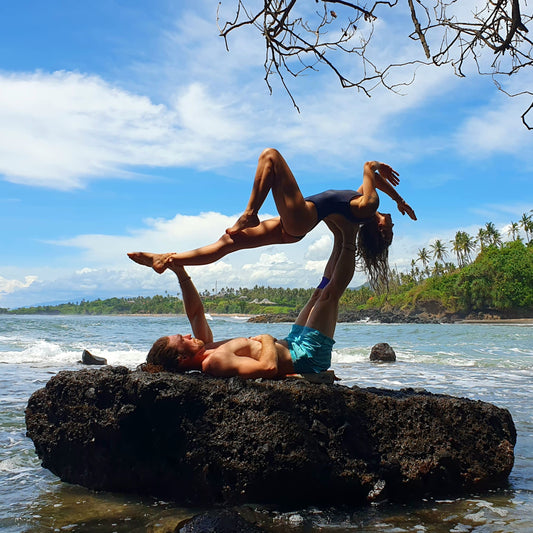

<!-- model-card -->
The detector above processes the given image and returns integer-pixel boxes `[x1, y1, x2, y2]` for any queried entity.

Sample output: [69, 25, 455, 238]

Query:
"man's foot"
[225, 212, 260, 235]
[127, 252, 174, 274]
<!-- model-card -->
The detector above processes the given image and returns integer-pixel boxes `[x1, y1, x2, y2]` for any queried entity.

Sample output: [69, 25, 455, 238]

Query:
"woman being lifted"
[128, 148, 416, 289]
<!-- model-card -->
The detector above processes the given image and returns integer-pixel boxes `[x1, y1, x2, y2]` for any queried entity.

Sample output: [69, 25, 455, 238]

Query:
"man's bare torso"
[202, 336, 294, 375]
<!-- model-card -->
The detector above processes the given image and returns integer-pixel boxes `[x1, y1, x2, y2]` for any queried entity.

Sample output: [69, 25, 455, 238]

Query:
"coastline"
[249, 310, 533, 325]
[2, 312, 532, 324]
[457, 318, 533, 324]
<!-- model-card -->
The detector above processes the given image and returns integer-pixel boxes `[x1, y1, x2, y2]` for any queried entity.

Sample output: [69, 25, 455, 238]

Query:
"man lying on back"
[141, 215, 356, 378]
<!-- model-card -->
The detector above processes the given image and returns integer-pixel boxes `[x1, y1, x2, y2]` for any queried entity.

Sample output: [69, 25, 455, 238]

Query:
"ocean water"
[0, 314, 531, 532]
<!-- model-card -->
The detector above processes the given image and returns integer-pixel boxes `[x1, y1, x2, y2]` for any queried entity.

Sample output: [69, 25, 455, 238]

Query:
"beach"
[1, 314, 532, 531]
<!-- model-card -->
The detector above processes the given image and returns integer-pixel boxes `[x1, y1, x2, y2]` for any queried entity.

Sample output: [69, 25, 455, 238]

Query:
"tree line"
[2, 211, 532, 317]
[364, 211, 533, 315]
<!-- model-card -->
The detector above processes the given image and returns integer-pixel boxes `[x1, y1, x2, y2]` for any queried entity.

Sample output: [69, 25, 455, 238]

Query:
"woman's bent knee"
[259, 147, 281, 163]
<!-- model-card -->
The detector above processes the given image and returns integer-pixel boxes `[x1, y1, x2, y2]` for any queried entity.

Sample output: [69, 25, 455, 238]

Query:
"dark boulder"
[25, 367, 516, 506]
[369, 343, 396, 362]
[81, 349, 107, 366]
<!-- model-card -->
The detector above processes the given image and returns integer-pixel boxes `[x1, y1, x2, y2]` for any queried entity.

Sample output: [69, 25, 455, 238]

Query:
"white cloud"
[469, 203, 532, 223]
[305, 235, 333, 260]
[0, 72, 252, 189]
[0, 275, 38, 296]
[455, 86, 533, 160]
[304, 260, 328, 276]
[1, 3, 531, 195]
[1, 15, 528, 193]
[50, 211, 239, 266]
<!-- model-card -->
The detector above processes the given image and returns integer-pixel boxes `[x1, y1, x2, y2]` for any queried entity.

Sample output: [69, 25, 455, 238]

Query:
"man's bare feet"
[225, 212, 260, 235]
[127, 252, 174, 274]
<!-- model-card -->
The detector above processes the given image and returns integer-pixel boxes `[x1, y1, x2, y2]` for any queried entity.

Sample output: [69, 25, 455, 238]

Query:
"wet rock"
[177, 508, 265, 532]
[81, 349, 107, 366]
[26, 367, 516, 506]
[369, 343, 396, 362]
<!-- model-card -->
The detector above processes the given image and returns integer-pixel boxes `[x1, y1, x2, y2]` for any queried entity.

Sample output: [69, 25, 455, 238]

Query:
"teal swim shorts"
[284, 324, 335, 374]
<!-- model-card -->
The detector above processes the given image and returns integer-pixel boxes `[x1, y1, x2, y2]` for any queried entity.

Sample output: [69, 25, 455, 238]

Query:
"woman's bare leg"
[226, 148, 318, 237]
[127, 252, 175, 274]
[128, 218, 301, 272]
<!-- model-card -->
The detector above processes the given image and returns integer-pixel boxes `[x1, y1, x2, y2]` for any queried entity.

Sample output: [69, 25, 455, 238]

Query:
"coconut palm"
[520, 212, 532, 243]
[409, 258, 422, 282]
[451, 231, 464, 266]
[484, 222, 502, 247]
[477, 227, 488, 250]
[417, 247, 430, 267]
[451, 230, 475, 267]
[461, 232, 476, 264]
[508, 221, 521, 241]
[430, 239, 448, 263]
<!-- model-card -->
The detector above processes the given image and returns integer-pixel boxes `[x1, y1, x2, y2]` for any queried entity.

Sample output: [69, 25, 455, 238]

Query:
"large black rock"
[25, 367, 516, 505]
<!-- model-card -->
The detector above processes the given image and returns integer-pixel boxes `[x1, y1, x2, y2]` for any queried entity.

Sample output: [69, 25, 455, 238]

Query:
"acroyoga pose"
[128, 148, 416, 288]
[142, 215, 358, 377]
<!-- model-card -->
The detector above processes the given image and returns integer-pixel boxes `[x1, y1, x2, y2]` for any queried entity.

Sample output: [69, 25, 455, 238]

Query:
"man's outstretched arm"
[169, 264, 213, 343]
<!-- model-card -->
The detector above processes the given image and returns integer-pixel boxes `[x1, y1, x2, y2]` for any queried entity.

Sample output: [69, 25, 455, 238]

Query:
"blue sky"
[1, 0, 532, 309]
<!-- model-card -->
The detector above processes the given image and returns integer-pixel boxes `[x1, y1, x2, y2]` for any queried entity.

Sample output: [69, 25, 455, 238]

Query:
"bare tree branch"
[408, 0, 431, 58]
[218, 0, 533, 126]
[522, 103, 533, 129]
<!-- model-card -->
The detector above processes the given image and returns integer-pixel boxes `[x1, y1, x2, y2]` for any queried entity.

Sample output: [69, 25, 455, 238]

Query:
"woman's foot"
[225, 212, 260, 235]
[127, 252, 174, 274]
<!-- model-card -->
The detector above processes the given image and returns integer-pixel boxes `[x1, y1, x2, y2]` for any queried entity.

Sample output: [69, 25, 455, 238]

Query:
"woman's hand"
[396, 199, 417, 220]
[376, 163, 400, 187]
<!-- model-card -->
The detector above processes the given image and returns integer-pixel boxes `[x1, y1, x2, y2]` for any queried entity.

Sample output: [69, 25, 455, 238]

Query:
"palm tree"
[451, 232, 464, 266]
[520, 212, 532, 243]
[526, 218, 533, 244]
[409, 259, 421, 282]
[430, 239, 448, 263]
[484, 222, 502, 247]
[508, 221, 521, 241]
[477, 227, 488, 250]
[462, 232, 476, 264]
[417, 247, 430, 269]
[452, 231, 475, 267]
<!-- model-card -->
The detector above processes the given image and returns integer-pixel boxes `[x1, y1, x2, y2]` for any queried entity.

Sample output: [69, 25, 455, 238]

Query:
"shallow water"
[0, 315, 531, 532]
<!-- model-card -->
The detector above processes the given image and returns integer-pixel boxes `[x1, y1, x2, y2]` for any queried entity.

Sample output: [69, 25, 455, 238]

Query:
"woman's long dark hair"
[356, 217, 391, 292]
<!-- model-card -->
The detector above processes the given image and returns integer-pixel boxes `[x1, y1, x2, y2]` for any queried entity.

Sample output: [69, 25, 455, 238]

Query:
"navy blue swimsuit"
[304, 189, 371, 224]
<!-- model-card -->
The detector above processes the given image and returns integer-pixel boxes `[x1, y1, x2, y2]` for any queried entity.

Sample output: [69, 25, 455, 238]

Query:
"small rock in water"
[369, 343, 396, 362]
[81, 349, 107, 366]
[177, 509, 266, 532]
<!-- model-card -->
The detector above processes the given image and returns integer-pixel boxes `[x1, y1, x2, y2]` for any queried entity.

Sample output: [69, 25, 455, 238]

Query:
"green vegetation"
[364, 211, 533, 316]
[9, 295, 185, 316]
[7, 289, 315, 316]
[5, 212, 533, 318]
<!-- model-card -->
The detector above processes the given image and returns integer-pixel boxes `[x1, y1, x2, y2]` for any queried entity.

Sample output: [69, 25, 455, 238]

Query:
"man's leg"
[293, 217, 344, 327]
[301, 217, 357, 339]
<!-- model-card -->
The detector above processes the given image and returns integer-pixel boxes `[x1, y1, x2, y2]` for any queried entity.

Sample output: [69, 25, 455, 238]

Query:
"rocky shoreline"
[249, 306, 533, 325]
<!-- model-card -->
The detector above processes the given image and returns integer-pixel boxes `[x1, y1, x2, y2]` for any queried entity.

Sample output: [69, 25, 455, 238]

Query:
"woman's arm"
[363, 161, 417, 221]
[351, 161, 381, 218]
